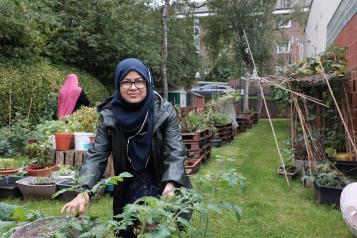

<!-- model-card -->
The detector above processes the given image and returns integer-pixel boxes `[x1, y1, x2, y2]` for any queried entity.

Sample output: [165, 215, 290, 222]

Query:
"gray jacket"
[79, 93, 192, 194]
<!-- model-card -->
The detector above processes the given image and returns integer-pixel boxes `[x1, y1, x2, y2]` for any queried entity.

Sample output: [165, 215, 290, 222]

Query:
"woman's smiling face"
[119, 70, 147, 104]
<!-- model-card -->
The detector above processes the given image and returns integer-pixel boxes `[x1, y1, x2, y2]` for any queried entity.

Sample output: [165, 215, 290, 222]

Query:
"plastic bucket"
[74, 132, 95, 151]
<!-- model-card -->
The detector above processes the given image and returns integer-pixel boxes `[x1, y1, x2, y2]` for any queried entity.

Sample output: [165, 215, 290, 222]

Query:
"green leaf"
[12, 207, 26, 222]
[232, 204, 243, 221]
[207, 202, 223, 214]
[71, 220, 83, 231]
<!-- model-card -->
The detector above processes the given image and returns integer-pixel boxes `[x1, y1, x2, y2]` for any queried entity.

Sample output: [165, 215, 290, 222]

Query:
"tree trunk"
[256, 67, 263, 117]
[243, 78, 250, 112]
[160, 0, 169, 99]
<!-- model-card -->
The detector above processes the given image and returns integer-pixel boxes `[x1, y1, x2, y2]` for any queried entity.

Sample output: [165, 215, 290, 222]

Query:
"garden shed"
[168, 89, 187, 107]
[187, 91, 205, 109]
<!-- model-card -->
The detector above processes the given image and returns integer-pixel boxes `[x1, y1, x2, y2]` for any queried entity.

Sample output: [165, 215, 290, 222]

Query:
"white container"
[74, 132, 95, 151]
[341, 183, 357, 237]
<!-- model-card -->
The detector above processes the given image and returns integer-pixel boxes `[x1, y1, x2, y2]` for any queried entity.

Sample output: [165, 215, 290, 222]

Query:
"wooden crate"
[55, 150, 114, 178]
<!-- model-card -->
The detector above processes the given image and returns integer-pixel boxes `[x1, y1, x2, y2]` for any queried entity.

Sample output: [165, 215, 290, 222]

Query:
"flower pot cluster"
[280, 159, 349, 207]
[0, 161, 81, 200]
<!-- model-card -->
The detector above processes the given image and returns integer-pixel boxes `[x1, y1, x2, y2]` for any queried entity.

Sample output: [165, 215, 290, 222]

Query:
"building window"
[278, 19, 291, 28]
[277, 41, 290, 54]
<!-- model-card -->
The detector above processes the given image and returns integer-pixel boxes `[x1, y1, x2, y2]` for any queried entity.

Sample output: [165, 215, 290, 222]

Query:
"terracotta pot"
[54, 133, 74, 151]
[26, 163, 57, 177]
[0, 168, 18, 176]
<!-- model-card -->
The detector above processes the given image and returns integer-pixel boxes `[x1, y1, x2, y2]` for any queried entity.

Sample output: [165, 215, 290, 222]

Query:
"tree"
[203, 0, 276, 111]
[161, 0, 170, 99]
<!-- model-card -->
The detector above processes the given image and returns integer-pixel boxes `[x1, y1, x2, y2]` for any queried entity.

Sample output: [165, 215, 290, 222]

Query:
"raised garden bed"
[184, 159, 201, 175]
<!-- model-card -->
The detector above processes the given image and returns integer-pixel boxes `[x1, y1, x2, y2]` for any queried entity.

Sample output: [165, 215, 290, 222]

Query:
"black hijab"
[112, 58, 154, 171]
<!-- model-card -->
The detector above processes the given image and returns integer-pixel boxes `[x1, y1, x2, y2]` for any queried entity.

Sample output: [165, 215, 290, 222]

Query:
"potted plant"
[16, 176, 60, 200]
[277, 148, 297, 180]
[307, 161, 349, 206]
[210, 127, 222, 147]
[66, 107, 98, 151]
[52, 165, 77, 180]
[25, 139, 56, 176]
[179, 111, 207, 133]
[0, 158, 18, 176]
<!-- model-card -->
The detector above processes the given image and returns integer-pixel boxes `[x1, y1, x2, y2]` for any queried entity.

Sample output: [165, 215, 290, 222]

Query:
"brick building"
[326, 0, 357, 134]
[273, 0, 311, 70]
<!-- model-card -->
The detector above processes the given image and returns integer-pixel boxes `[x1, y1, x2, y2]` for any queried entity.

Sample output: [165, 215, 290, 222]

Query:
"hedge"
[0, 57, 109, 126]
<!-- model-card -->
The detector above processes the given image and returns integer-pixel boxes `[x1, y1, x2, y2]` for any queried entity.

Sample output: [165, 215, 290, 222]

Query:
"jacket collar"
[100, 91, 170, 132]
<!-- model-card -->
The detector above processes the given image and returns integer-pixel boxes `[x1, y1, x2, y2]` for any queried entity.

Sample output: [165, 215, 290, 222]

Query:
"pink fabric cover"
[57, 74, 82, 119]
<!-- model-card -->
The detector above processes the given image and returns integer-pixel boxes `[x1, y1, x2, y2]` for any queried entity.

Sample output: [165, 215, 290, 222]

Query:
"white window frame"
[278, 19, 291, 28]
[277, 41, 290, 54]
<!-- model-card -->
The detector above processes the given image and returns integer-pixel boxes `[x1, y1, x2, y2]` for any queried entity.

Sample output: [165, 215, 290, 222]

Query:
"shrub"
[65, 106, 99, 133]
[0, 117, 31, 157]
[0, 57, 109, 127]
[180, 111, 207, 133]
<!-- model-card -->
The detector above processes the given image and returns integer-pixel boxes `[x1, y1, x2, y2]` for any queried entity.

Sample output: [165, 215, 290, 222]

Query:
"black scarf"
[111, 58, 154, 171]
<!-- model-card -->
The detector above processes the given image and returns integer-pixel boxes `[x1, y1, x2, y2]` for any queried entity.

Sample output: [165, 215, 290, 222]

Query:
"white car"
[192, 84, 234, 98]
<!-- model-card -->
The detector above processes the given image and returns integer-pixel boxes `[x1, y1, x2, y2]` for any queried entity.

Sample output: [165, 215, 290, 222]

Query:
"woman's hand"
[162, 182, 175, 198]
[61, 192, 90, 216]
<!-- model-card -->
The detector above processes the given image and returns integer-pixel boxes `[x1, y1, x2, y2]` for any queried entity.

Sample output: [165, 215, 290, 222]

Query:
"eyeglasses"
[120, 80, 147, 89]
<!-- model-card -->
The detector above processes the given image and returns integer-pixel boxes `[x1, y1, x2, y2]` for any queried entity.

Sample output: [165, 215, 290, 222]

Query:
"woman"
[57, 74, 90, 120]
[61, 58, 191, 237]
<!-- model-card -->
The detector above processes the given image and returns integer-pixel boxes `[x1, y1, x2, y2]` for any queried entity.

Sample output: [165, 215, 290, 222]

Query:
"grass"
[190, 119, 351, 238]
[1, 119, 352, 237]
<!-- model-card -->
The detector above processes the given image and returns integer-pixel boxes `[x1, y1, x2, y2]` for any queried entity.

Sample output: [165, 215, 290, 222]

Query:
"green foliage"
[271, 86, 289, 103]
[0, 117, 31, 157]
[313, 161, 349, 188]
[0, 0, 58, 58]
[203, 0, 276, 77]
[180, 111, 207, 133]
[207, 112, 230, 126]
[54, 215, 115, 238]
[52, 172, 133, 200]
[0, 0, 200, 90]
[114, 156, 245, 237]
[285, 44, 349, 77]
[0, 202, 41, 236]
[0, 57, 108, 127]
[166, 12, 201, 89]
[25, 139, 53, 166]
[29, 120, 66, 140]
[65, 107, 99, 133]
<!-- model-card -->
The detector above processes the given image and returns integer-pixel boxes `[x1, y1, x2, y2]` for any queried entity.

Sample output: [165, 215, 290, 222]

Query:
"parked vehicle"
[191, 84, 234, 98]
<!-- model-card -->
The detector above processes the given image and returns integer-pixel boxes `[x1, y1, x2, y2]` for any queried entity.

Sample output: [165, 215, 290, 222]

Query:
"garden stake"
[8, 90, 11, 131]
[27, 97, 33, 124]
[304, 27, 357, 158]
[317, 59, 357, 158]
[342, 84, 355, 159]
[301, 97, 325, 161]
[243, 30, 290, 186]
[259, 77, 329, 107]
[291, 94, 316, 174]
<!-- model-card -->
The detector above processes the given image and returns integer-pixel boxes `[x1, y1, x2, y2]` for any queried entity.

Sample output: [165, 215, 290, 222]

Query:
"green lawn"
[1, 119, 352, 237]
[191, 119, 351, 238]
